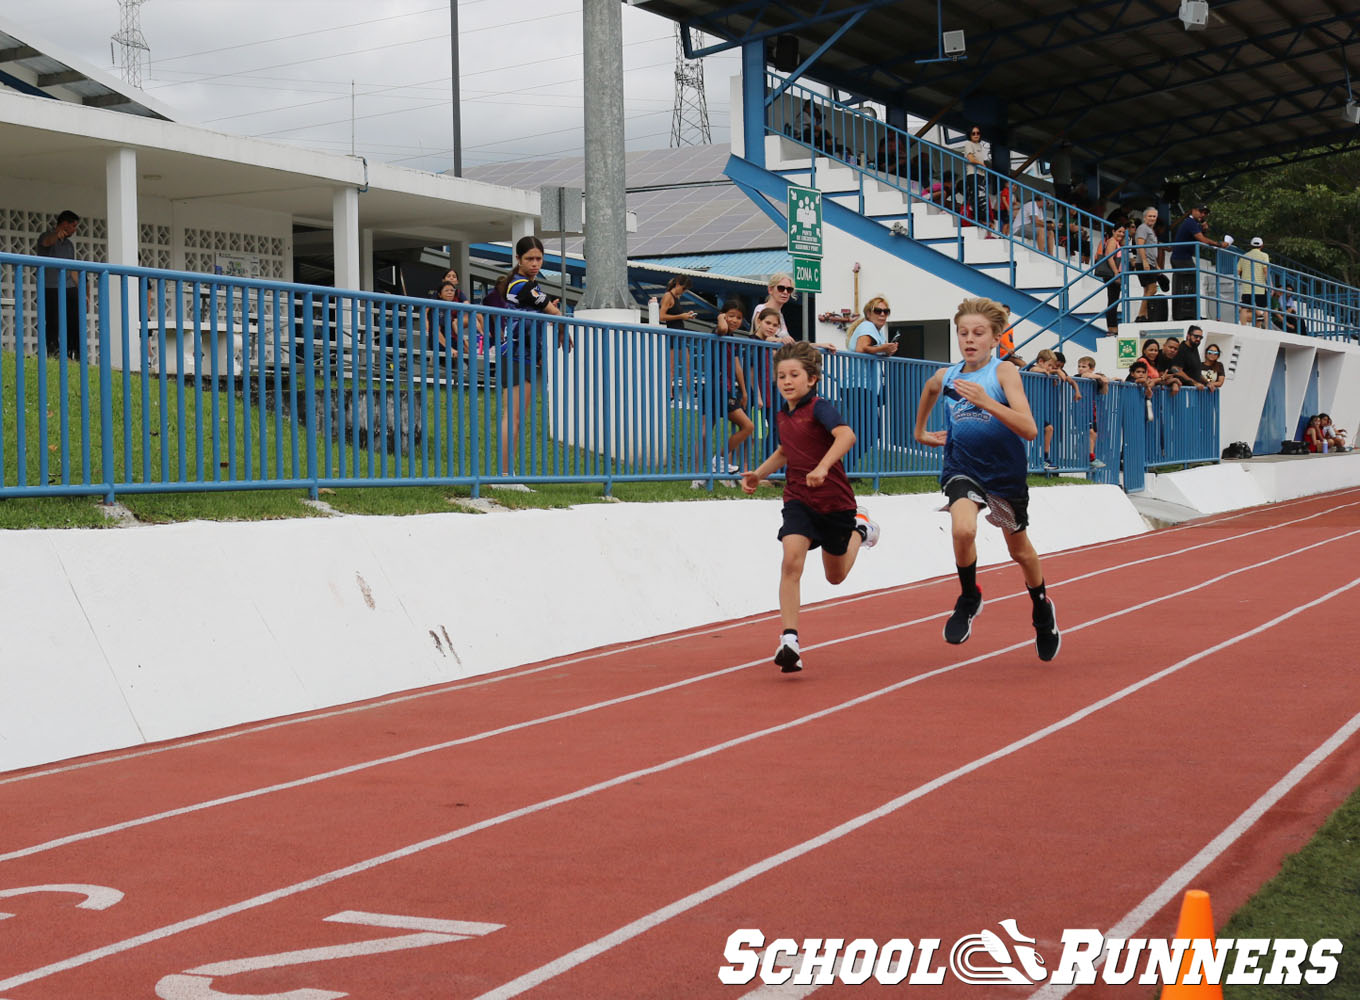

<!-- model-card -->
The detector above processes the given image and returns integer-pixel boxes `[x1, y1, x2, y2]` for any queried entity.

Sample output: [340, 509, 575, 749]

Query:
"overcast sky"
[14, 1, 739, 173]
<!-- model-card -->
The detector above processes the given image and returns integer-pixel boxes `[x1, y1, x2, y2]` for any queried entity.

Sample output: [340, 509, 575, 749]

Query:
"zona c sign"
[792, 256, 821, 293]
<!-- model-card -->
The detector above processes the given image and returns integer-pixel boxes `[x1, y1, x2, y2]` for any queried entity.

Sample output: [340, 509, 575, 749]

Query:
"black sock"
[957, 562, 978, 597]
[1028, 581, 1048, 607]
[782, 628, 798, 638]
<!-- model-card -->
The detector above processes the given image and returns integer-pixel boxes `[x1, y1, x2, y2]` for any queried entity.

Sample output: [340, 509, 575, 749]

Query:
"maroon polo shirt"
[776, 391, 855, 513]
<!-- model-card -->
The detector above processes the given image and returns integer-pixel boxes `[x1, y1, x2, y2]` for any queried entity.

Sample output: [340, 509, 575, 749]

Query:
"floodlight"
[1345, 100, 1360, 125]
[1179, 1, 1208, 30]
[942, 30, 966, 57]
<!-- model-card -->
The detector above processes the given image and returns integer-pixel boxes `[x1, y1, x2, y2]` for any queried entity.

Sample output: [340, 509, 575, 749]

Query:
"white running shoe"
[855, 506, 880, 548]
[774, 633, 803, 672]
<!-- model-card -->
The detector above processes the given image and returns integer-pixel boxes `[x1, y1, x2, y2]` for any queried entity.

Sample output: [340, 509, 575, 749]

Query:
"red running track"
[2, 489, 1359, 999]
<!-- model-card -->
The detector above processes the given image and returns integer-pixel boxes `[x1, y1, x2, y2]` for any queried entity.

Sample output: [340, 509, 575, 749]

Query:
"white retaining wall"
[3, 484, 1143, 774]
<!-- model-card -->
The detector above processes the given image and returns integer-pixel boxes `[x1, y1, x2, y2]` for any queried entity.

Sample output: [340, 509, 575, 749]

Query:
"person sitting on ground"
[1319, 413, 1348, 452]
[1201, 342, 1225, 390]
[1304, 415, 1326, 453]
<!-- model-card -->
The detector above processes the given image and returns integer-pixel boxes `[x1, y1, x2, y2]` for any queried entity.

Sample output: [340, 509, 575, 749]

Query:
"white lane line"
[2, 543, 1356, 994]
[6, 489, 1353, 789]
[1026, 708, 1360, 1000]
[473, 575, 1360, 1000]
[6, 511, 1359, 866]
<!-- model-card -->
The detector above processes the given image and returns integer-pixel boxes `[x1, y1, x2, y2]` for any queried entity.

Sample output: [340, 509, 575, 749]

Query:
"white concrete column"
[360, 228, 375, 292]
[511, 215, 535, 248]
[105, 147, 140, 369]
[332, 186, 360, 292]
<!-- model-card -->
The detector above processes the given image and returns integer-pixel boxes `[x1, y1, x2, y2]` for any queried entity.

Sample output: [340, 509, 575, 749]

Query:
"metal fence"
[0, 252, 1217, 501]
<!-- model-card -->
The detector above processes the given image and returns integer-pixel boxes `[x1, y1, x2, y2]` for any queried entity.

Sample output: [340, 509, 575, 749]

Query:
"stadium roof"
[635, 0, 1360, 184]
[466, 145, 785, 258]
[0, 13, 173, 121]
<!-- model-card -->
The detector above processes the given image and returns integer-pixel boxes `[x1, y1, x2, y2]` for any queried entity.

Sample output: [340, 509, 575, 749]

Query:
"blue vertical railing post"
[303, 290, 318, 498]
[12, 268, 26, 488]
[97, 271, 113, 502]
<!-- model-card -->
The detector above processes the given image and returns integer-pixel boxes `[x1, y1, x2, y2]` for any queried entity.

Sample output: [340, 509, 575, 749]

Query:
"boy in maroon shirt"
[742, 342, 880, 672]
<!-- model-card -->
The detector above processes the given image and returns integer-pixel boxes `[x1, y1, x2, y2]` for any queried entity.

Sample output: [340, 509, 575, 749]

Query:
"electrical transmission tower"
[111, 0, 150, 89]
[669, 23, 711, 147]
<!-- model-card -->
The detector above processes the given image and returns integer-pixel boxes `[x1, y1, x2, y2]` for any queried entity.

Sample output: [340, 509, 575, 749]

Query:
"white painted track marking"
[1, 541, 1355, 994]
[473, 576, 1360, 999]
[1026, 709, 1360, 1000]
[6, 487, 1353, 789]
[6, 501, 1355, 866]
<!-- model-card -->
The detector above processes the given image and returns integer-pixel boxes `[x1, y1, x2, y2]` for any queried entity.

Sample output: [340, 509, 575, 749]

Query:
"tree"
[1183, 149, 1360, 286]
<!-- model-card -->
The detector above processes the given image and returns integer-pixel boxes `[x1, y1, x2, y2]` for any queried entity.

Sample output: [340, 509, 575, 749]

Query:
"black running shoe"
[943, 589, 983, 644]
[1033, 597, 1061, 662]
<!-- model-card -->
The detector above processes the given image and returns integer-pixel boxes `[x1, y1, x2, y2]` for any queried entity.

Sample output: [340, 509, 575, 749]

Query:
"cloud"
[17, 0, 737, 171]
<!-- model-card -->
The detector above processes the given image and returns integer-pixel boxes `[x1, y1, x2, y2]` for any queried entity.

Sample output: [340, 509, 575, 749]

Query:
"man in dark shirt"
[1175, 325, 1207, 388]
[34, 210, 82, 359]
[1154, 336, 1200, 387]
[1169, 205, 1227, 320]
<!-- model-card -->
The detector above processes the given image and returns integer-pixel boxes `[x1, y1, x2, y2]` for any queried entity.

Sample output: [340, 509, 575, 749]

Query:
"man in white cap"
[1237, 236, 1270, 327]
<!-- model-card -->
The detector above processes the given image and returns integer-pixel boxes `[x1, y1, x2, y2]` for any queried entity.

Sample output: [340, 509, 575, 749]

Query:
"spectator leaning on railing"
[1169, 205, 1227, 321]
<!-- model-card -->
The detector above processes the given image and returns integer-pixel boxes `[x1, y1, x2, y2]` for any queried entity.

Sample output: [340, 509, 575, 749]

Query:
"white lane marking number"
[0, 884, 124, 920]
[154, 910, 503, 1000]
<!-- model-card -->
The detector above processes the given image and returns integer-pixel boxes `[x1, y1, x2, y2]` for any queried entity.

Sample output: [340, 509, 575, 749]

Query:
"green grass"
[1220, 785, 1360, 998]
[2, 355, 1094, 527]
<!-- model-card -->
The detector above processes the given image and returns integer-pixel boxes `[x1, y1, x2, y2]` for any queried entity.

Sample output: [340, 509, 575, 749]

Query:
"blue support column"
[742, 40, 766, 168]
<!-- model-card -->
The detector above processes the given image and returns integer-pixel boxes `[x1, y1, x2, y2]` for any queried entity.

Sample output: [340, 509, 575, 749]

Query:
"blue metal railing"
[760, 77, 1360, 343]
[1, 252, 1217, 500]
[764, 75, 1111, 295]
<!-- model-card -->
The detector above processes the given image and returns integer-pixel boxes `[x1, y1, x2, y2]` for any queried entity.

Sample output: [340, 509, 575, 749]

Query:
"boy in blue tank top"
[913, 298, 1061, 661]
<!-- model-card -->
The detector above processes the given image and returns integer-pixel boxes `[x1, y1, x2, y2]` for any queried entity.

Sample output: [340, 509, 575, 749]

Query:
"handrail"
[759, 80, 1360, 343]
[765, 74, 1110, 281]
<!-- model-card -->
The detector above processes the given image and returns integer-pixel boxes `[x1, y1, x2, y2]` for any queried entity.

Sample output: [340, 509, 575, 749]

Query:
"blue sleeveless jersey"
[940, 357, 1028, 496]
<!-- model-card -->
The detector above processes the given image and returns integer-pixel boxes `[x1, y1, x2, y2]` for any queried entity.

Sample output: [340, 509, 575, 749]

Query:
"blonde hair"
[774, 341, 822, 381]
[954, 297, 1008, 337]
[1077, 355, 1096, 368]
[768, 273, 793, 291]
[862, 296, 889, 322]
[1034, 348, 1058, 364]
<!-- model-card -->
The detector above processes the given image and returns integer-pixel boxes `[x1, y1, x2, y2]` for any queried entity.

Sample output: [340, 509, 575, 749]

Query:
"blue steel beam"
[681, 0, 903, 60]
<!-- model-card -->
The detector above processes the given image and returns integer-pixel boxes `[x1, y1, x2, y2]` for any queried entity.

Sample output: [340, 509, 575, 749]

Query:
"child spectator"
[913, 297, 1061, 661]
[1304, 415, 1325, 453]
[741, 342, 880, 673]
[1029, 348, 1081, 471]
[1319, 413, 1347, 452]
[708, 301, 755, 480]
[1076, 356, 1110, 468]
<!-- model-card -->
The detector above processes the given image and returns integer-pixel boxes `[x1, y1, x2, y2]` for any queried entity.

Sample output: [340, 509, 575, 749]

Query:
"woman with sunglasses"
[1201, 342, 1225, 390]
[843, 297, 899, 473]
[751, 274, 797, 344]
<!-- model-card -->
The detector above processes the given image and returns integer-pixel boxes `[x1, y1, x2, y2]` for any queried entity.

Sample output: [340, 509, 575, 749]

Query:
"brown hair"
[774, 341, 822, 381]
[953, 297, 1008, 336]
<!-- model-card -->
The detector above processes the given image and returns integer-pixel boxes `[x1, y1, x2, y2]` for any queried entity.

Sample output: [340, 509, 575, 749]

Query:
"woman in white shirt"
[751, 274, 796, 343]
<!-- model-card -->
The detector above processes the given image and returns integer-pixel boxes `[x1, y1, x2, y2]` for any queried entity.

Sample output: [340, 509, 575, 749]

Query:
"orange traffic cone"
[1161, 889, 1224, 999]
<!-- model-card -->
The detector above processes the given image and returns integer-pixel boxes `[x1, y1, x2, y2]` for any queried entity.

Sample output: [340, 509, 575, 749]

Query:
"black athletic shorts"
[942, 474, 1030, 534]
[777, 499, 858, 556]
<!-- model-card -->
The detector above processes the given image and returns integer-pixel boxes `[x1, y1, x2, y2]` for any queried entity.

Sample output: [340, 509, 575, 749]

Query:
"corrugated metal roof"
[632, 249, 793, 281]
[464, 145, 786, 258]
